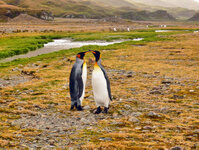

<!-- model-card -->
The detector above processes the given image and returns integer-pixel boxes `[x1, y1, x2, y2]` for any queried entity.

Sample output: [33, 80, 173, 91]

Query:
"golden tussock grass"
[0, 30, 199, 149]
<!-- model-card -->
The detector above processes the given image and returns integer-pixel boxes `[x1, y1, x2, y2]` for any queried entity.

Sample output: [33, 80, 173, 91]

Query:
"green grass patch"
[0, 33, 68, 60]
[0, 29, 191, 68]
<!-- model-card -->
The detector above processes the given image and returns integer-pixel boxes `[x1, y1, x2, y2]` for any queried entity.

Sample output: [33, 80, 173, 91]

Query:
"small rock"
[83, 105, 90, 110]
[161, 79, 172, 84]
[113, 113, 119, 118]
[124, 104, 131, 109]
[12, 67, 21, 71]
[150, 90, 162, 94]
[119, 110, 130, 116]
[69, 147, 74, 150]
[135, 127, 141, 130]
[144, 74, 156, 78]
[154, 71, 160, 74]
[33, 104, 41, 109]
[130, 112, 142, 117]
[87, 96, 93, 100]
[99, 137, 112, 141]
[128, 117, 140, 123]
[159, 107, 169, 114]
[18, 101, 28, 105]
[80, 117, 94, 124]
[126, 74, 133, 78]
[143, 126, 153, 130]
[42, 64, 48, 68]
[186, 136, 193, 140]
[62, 84, 68, 89]
[170, 146, 182, 150]
[189, 90, 195, 93]
[111, 121, 124, 126]
[147, 111, 161, 118]
[127, 71, 133, 74]
[48, 139, 55, 146]
[130, 88, 136, 92]
[193, 129, 199, 134]
[172, 95, 184, 99]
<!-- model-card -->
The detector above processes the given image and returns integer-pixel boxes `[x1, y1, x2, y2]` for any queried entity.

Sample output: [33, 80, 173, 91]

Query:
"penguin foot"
[76, 105, 83, 111]
[94, 106, 102, 114]
[70, 105, 75, 110]
[103, 107, 109, 114]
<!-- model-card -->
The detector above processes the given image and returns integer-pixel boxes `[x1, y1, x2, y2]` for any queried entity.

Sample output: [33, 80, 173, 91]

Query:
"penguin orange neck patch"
[94, 62, 100, 70]
[77, 54, 81, 59]
[83, 62, 87, 68]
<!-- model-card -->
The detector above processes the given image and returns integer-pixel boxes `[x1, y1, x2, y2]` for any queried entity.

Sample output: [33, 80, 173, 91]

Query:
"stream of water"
[0, 38, 143, 63]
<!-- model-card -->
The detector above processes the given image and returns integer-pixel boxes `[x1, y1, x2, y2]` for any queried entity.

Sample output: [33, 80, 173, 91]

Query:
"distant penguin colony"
[69, 50, 112, 114]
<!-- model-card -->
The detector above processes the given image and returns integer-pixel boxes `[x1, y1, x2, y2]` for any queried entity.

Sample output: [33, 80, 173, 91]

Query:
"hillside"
[165, 8, 196, 20]
[121, 10, 176, 21]
[0, 0, 22, 21]
[0, 0, 196, 21]
[0, 0, 54, 21]
[188, 13, 199, 21]
[8, 14, 46, 23]
[2, 0, 117, 18]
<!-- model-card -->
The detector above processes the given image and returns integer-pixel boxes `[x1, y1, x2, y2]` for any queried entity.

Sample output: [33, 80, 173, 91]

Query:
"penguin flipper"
[100, 67, 112, 101]
[77, 74, 84, 99]
[69, 64, 84, 109]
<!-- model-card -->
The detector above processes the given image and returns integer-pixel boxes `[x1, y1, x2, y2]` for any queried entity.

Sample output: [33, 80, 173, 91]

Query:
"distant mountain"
[188, 13, 199, 21]
[121, 10, 176, 21]
[93, 0, 136, 8]
[128, 0, 199, 10]
[166, 8, 196, 20]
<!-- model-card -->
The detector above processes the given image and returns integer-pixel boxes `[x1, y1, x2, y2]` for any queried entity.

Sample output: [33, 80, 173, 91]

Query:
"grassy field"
[0, 29, 199, 149]
[0, 29, 191, 60]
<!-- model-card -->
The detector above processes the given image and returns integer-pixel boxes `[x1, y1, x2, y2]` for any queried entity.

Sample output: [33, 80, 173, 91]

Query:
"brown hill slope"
[8, 14, 46, 23]
[188, 13, 199, 21]
[1, 0, 193, 21]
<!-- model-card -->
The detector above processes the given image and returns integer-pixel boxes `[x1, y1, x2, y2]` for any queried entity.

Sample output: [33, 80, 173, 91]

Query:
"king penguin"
[90, 50, 112, 114]
[69, 51, 87, 111]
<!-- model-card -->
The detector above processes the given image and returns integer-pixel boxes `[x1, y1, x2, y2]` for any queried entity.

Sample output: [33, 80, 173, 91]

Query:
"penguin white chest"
[82, 63, 87, 85]
[80, 63, 87, 103]
[92, 66, 110, 107]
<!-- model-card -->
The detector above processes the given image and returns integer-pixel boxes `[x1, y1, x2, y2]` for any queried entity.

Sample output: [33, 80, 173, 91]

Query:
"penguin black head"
[76, 51, 87, 60]
[90, 50, 101, 62]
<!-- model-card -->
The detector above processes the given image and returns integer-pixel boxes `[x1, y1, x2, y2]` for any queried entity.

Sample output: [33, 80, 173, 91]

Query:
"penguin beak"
[89, 50, 96, 54]
[84, 51, 90, 55]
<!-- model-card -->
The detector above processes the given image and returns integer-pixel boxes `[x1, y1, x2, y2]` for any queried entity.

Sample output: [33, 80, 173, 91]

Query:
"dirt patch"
[0, 75, 32, 88]
[11, 111, 111, 149]
[0, 67, 39, 88]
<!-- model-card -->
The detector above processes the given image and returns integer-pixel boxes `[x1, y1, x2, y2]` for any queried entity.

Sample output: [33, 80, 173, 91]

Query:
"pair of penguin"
[69, 50, 112, 114]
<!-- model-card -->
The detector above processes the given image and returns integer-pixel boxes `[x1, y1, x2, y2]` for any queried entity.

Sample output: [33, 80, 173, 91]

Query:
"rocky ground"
[0, 33, 199, 149]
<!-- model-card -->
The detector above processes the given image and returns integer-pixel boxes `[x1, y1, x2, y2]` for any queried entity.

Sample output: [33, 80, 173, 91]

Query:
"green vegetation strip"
[0, 30, 190, 68]
[0, 34, 68, 59]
